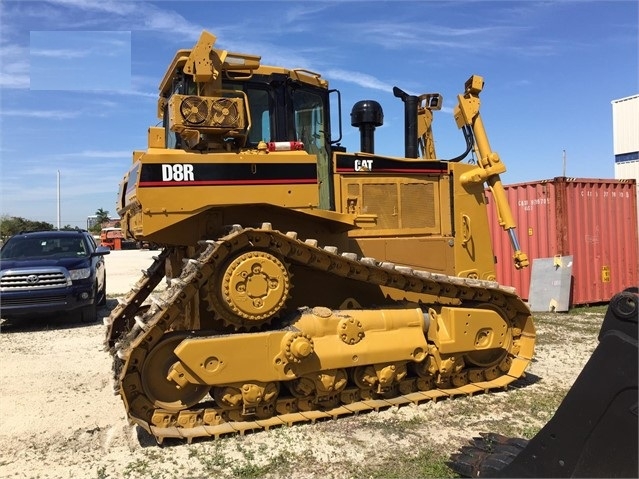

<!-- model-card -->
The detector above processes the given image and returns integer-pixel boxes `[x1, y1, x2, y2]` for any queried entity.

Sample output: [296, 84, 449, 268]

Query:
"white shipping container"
[615, 160, 639, 228]
[615, 160, 639, 180]
[612, 95, 639, 158]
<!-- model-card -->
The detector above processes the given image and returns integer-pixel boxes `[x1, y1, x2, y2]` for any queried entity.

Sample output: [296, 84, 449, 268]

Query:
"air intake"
[350, 100, 383, 154]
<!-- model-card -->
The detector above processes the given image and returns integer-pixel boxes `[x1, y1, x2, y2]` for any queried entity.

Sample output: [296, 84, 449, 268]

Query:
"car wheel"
[80, 303, 98, 323]
[98, 278, 107, 306]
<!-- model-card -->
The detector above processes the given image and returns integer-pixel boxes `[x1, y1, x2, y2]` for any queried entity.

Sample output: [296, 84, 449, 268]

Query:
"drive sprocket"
[203, 250, 291, 330]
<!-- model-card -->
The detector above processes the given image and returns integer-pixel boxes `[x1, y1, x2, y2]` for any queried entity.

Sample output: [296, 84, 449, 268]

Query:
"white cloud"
[0, 43, 30, 88]
[30, 47, 89, 59]
[325, 69, 394, 92]
[100, 88, 156, 99]
[42, 0, 204, 39]
[1, 109, 81, 120]
[44, 0, 139, 16]
[60, 150, 131, 159]
[285, 4, 334, 23]
[328, 16, 556, 57]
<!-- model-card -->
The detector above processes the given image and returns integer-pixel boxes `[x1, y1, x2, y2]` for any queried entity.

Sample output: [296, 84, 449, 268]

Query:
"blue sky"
[0, 0, 637, 228]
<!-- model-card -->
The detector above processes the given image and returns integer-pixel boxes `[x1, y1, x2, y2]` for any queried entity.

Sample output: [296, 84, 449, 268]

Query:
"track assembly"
[105, 224, 535, 444]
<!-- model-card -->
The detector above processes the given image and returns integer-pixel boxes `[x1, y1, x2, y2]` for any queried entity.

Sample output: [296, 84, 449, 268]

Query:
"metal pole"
[57, 170, 61, 230]
[562, 149, 566, 177]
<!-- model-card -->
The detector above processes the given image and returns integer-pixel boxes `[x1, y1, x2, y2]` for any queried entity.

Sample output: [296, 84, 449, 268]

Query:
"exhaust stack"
[393, 86, 419, 159]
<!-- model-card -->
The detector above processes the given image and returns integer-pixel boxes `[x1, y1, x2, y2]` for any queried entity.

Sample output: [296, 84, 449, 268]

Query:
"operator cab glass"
[164, 72, 195, 149]
[292, 89, 326, 156]
[223, 83, 273, 146]
[162, 73, 330, 157]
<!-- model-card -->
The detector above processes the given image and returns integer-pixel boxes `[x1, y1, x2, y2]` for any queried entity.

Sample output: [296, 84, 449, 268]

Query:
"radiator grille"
[0, 269, 70, 291]
[362, 184, 398, 229]
[401, 183, 436, 228]
[1, 295, 68, 306]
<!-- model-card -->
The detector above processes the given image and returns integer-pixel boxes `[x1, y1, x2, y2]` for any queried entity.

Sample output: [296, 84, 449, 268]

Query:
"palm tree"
[95, 208, 110, 226]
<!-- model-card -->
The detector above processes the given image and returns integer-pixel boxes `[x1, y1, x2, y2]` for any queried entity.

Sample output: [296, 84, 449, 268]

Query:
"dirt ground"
[0, 250, 605, 479]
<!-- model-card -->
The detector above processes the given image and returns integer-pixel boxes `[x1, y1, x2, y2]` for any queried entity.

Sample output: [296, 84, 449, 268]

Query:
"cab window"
[245, 88, 272, 145]
[292, 89, 325, 155]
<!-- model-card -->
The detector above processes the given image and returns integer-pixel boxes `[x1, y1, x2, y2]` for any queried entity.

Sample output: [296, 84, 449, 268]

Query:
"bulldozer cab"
[161, 72, 333, 152]
[156, 32, 336, 209]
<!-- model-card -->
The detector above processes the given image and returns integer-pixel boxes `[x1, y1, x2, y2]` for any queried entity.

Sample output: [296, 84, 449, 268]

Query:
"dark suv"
[0, 230, 110, 323]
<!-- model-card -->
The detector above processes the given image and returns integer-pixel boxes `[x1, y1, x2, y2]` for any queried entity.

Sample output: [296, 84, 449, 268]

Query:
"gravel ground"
[0, 250, 606, 479]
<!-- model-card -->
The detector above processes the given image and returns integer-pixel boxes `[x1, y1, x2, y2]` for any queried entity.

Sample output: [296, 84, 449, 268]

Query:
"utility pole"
[56, 170, 61, 230]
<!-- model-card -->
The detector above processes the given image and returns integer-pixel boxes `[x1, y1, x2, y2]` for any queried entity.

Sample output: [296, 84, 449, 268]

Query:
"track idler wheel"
[140, 334, 210, 412]
[460, 304, 513, 370]
[207, 251, 291, 330]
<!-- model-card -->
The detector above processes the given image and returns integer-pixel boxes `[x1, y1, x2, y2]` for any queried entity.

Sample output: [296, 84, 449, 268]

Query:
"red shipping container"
[486, 177, 638, 306]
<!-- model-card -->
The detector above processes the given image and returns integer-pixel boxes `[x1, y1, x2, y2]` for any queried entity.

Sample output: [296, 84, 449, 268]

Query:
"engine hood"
[0, 257, 91, 272]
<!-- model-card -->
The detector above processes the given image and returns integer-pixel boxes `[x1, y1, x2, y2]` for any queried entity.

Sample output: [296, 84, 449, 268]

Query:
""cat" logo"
[354, 159, 373, 171]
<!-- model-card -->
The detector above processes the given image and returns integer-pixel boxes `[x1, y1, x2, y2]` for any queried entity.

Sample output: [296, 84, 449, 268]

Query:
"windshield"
[0, 236, 89, 260]
[293, 88, 326, 155]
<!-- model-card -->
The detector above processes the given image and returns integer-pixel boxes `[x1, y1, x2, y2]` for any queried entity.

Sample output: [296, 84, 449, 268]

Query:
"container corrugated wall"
[486, 177, 638, 306]
[612, 95, 639, 160]
[615, 161, 639, 225]
[615, 160, 639, 179]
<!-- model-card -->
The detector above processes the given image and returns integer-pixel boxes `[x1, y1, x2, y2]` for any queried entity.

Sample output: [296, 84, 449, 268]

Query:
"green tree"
[95, 208, 110, 224]
[0, 215, 54, 239]
[91, 208, 111, 234]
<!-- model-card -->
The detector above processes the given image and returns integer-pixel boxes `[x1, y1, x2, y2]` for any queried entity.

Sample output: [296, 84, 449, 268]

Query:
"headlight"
[69, 267, 91, 280]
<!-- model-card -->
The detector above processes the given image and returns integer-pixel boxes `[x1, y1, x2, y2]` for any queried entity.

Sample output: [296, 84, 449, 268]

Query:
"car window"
[58, 238, 89, 257]
[1, 238, 45, 259]
[0, 236, 89, 260]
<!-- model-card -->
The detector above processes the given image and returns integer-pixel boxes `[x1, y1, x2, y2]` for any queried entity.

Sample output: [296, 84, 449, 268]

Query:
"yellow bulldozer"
[105, 31, 535, 443]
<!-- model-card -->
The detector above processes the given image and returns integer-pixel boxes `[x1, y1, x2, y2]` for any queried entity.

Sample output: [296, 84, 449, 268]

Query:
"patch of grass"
[520, 423, 540, 439]
[189, 439, 292, 478]
[424, 384, 570, 443]
[122, 459, 150, 478]
[95, 465, 109, 479]
[190, 442, 231, 470]
[535, 316, 601, 333]
[533, 309, 603, 344]
[350, 448, 453, 479]
[230, 462, 269, 478]
[565, 304, 608, 316]
[508, 386, 566, 411]
[360, 411, 426, 437]
[439, 395, 491, 419]
[228, 453, 291, 478]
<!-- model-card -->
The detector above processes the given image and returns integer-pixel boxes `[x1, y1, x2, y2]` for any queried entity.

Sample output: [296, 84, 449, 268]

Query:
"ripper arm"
[453, 75, 529, 270]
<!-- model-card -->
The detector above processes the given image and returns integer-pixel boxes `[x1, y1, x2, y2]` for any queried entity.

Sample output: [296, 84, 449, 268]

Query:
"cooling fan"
[180, 96, 209, 125]
[211, 98, 240, 127]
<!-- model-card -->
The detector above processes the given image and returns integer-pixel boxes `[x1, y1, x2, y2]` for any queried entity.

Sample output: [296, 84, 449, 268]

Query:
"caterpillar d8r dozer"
[105, 31, 535, 444]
